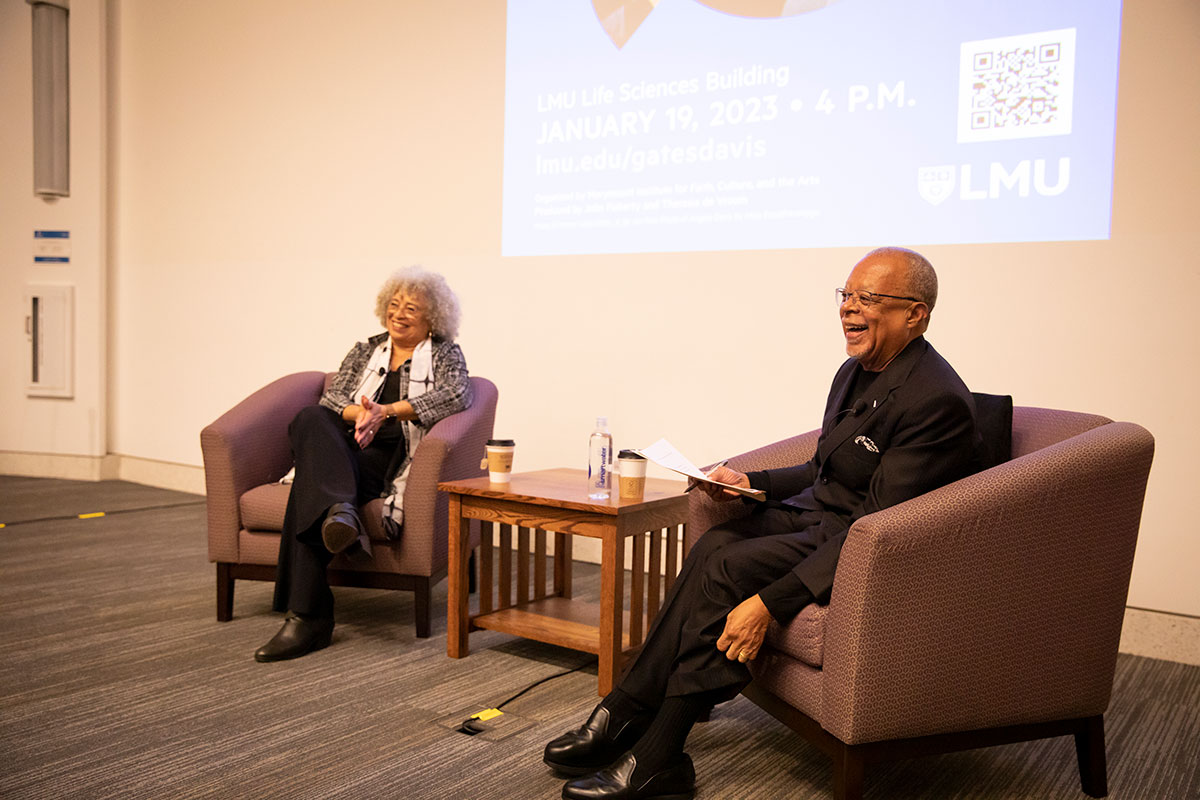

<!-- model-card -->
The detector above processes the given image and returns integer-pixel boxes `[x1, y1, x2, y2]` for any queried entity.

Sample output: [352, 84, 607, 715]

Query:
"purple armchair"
[201, 372, 497, 638]
[688, 404, 1154, 799]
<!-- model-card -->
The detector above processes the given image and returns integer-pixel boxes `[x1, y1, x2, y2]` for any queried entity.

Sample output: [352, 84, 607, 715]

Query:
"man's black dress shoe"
[545, 705, 653, 776]
[561, 752, 695, 800]
[321, 502, 361, 554]
[254, 613, 334, 662]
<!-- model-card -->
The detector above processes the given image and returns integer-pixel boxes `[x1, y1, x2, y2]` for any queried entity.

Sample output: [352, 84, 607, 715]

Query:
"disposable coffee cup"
[480, 439, 516, 483]
[616, 449, 647, 499]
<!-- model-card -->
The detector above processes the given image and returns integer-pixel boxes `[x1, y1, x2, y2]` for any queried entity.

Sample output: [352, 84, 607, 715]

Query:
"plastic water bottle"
[588, 417, 614, 499]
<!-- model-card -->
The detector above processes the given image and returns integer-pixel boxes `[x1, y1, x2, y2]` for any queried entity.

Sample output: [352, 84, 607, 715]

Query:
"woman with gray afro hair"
[255, 265, 472, 663]
[374, 265, 462, 341]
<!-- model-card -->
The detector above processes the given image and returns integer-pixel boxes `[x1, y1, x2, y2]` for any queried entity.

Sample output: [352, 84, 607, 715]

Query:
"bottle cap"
[595, 417, 608, 428]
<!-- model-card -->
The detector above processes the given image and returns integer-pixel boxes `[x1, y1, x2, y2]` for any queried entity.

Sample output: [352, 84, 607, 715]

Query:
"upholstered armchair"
[688, 403, 1154, 800]
[201, 372, 498, 638]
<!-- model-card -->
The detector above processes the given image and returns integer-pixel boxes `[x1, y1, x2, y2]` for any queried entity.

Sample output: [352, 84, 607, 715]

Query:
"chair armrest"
[399, 377, 499, 574]
[820, 421, 1154, 745]
[200, 371, 326, 562]
[687, 429, 820, 549]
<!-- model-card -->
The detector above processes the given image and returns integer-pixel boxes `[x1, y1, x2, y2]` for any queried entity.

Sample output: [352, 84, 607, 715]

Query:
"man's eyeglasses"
[835, 288, 922, 308]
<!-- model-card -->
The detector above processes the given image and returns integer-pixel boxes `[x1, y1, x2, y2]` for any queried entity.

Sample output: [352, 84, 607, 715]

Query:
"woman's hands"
[346, 396, 417, 448]
[716, 594, 772, 663]
[354, 395, 389, 447]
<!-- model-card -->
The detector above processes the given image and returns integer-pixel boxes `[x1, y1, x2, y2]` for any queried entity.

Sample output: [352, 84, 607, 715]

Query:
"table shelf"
[470, 597, 646, 654]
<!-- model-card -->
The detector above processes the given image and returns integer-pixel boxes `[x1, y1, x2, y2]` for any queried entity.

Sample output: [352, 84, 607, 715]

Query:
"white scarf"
[366, 336, 432, 538]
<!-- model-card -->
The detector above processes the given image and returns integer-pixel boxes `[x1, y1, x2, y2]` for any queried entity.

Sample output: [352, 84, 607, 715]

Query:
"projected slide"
[502, 0, 1123, 256]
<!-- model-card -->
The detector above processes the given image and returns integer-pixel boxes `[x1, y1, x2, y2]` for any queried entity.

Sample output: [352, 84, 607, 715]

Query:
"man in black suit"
[544, 247, 981, 800]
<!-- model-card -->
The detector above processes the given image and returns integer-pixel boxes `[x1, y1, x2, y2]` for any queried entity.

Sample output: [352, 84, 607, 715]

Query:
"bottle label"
[589, 435, 612, 496]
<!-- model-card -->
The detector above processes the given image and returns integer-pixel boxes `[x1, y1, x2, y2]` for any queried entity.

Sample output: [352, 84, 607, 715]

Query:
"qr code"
[957, 28, 1076, 143]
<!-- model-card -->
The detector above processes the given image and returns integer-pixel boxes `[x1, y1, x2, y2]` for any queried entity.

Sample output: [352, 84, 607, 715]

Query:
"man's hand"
[716, 594, 772, 663]
[696, 465, 751, 502]
[354, 395, 388, 448]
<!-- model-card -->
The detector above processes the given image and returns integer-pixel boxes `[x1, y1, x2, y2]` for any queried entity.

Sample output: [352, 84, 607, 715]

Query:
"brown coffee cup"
[616, 450, 647, 499]
[480, 439, 515, 482]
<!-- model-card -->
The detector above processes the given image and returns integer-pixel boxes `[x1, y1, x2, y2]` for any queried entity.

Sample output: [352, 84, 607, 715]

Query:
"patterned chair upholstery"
[687, 403, 1154, 800]
[201, 372, 498, 638]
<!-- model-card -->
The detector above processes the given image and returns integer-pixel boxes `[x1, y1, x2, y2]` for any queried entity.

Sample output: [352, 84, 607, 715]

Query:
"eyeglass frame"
[387, 296, 427, 320]
[835, 288, 923, 308]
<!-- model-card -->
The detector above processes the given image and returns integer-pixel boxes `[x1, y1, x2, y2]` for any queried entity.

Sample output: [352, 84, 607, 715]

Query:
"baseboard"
[115, 455, 205, 495]
[0, 451, 120, 481]
[0, 451, 205, 495]
[1119, 607, 1200, 666]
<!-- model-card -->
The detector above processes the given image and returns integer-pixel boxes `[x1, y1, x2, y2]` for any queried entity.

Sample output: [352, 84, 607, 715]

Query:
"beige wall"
[0, 0, 108, 461]
[2, 0, 1197, 615]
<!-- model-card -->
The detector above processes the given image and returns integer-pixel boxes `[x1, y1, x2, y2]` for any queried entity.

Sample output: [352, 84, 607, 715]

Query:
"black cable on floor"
[496, 657, 597, 710]
[0, 500, 206, 528]
[458, 656, 596, 735]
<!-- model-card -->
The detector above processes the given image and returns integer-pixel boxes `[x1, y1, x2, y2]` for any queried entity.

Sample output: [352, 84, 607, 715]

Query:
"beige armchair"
[688, 403, 1154, 800]
[201, 372, 497, 638]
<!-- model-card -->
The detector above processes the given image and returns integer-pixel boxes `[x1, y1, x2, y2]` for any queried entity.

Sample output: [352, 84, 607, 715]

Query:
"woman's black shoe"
[544, 705, 652, 776]
[254, 613, 334, 662]
[321, 502, 362, 553]
[561, 752, 695, 800]
[341, 536, 374, 564]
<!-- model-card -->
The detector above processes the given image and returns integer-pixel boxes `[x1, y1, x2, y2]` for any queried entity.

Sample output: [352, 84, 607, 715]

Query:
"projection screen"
[502, 0, 1123, 256]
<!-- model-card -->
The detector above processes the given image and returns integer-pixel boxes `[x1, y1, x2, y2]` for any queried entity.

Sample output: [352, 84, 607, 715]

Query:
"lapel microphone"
[834, 398, 869, 423]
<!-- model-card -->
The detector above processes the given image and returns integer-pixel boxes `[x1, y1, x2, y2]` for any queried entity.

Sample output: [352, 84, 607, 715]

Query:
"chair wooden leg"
[1075, 715, 1108, 797]
[413, 578, 432, 639]
[831, 744, 865, 800]
[216, 563, 234, 621]
[468, 550, 477, 595]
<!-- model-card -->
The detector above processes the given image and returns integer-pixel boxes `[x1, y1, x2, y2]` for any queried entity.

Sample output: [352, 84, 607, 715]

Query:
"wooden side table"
[440, 468, 689, 695]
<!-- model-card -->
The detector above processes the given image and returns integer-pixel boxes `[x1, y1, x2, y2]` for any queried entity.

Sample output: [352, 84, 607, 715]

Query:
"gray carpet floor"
[1, 476, 1197, 799]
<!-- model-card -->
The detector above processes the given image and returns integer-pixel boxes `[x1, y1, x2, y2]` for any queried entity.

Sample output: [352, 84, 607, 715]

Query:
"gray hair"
[374, 265, 462, 341]
[867, 246, 938, 312]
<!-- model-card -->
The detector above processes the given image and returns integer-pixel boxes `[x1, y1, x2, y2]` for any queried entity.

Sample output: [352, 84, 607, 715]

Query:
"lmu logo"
[918, 158, 1070, 205]
[917, 166, 956, 205]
